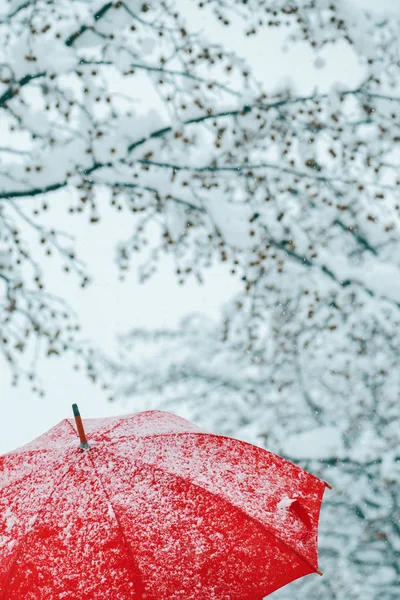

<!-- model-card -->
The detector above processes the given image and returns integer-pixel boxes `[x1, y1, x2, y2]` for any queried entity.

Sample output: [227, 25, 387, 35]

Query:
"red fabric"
[0, 410, 327, 599]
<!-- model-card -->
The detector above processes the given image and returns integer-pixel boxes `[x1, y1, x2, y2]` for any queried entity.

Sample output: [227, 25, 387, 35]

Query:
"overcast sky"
[0, 6, 364, 454]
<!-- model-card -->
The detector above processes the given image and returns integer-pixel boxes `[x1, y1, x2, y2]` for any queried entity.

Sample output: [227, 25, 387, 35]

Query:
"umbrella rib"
[1, 466, 72, 600]
[64, 417, 149, 597]
[0, 466, 40, 494]
[106, 447, 318, 575]
[0, 449, 72, 495]
[85, 451, 150, 600]
[98, 430, 318, 487]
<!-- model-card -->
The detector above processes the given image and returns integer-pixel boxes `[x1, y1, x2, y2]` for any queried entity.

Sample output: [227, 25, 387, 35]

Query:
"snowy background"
[0, 0, 363, 452]
[1, 1, 400, 598]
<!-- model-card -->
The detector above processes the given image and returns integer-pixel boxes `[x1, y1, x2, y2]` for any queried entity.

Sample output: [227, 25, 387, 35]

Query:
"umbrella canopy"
[0, 409, 329, 599]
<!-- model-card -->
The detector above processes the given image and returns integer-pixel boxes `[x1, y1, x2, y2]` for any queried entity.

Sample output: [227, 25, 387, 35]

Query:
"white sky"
[0, 6, 364, 454]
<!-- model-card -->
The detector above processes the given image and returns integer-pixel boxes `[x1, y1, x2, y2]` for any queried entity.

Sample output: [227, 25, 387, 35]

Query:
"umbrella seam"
[0, 469, 39, 494]
[65, 417, 150, 599]
[105, 447, 319, 575]
[1, 466, 72, 600]
[109, 432, 324, 486]
[0, 451, 71, 493]
[59, 429, 323, 488]
[86, 451, 150, 600]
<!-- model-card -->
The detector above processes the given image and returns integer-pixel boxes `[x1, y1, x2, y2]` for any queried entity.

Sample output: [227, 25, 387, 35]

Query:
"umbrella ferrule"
[72, 403, 89, 449]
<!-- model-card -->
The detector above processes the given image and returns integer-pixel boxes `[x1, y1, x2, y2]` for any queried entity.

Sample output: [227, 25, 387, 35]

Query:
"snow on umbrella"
[0, 407, 330, 599]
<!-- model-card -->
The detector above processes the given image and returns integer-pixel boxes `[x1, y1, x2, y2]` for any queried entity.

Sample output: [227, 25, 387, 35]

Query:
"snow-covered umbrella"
[0, 407, 330, 599]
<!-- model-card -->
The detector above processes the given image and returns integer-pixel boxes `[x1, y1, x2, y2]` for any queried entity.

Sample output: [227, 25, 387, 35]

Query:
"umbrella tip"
[325, 482, 333, 490]
[72, 403, 89, 449]
[316, 569, 323, 576]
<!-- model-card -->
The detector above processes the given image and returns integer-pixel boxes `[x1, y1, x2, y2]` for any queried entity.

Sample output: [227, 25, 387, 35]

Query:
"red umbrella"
[0, 407, 330, 599]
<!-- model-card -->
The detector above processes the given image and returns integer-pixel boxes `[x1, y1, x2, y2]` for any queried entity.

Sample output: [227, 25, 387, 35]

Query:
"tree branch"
[269, 237, 400, 309]
[0, 72, 46, 108]
[65, 2, 114, 47]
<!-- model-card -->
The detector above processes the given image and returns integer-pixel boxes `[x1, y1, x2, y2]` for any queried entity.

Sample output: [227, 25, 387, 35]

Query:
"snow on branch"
[0, 2, 399, 404]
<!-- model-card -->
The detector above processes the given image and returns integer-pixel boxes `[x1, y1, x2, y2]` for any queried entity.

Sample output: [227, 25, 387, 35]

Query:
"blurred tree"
[1, 0, 400, 390]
